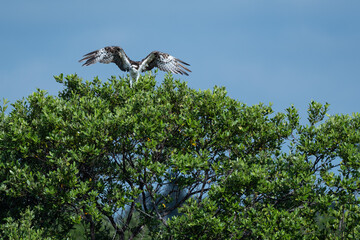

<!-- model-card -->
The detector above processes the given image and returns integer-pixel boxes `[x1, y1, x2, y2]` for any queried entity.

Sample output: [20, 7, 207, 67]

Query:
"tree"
[1, 73, 360, 239]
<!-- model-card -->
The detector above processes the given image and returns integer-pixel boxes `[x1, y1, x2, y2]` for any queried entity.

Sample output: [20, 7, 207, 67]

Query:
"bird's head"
[131, 64, 139, 70]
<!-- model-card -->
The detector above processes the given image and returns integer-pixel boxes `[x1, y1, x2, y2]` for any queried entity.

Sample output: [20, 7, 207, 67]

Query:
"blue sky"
[1, 1, 360, 120]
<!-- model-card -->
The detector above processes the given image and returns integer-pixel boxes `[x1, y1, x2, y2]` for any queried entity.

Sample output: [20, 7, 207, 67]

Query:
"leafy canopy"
[1, 73, 360, 239]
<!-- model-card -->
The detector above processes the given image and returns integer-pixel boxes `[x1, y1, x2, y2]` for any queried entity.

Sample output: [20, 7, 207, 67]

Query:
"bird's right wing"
[139, 51, 191, 75]
[79, 46, 132, 72]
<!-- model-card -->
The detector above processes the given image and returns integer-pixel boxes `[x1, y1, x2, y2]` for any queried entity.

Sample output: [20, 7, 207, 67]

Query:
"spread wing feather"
[139, 51, 191, 76]
[79, 46, 132, 72]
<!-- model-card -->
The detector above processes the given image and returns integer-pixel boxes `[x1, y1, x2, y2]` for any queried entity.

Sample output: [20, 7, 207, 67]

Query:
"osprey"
[79, 46, 191, 86]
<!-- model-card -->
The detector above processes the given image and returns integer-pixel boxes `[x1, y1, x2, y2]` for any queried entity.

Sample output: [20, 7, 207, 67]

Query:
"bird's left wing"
[79, 46, 132, 72]
[139, 51, 191, 75]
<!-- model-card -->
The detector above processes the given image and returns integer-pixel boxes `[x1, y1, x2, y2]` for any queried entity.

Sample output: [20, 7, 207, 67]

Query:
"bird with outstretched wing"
[79, 46, 191, 86]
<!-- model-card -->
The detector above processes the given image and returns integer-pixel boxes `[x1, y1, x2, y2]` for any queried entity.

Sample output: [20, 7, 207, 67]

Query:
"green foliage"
[164, 100, 360, 239]
[1, 73, 360, 239]
[0, 208, 55, 240]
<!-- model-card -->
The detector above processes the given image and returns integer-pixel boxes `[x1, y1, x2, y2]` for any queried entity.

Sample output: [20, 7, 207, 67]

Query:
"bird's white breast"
[130, 67, 139, 80]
